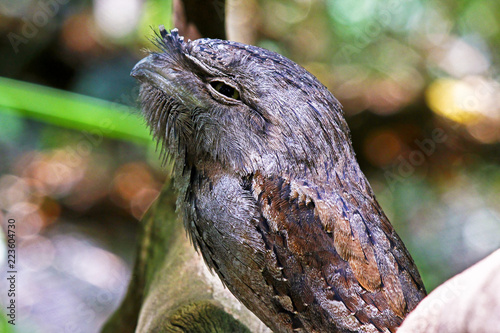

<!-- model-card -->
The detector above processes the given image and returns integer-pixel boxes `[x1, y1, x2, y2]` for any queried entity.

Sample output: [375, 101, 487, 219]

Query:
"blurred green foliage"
[0, 0, 499, 332]
[0, 77, 150, 145]
[0, 313, 16, 333]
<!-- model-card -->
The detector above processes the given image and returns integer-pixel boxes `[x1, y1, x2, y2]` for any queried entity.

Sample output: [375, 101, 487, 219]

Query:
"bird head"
[132, 27, 353, 176]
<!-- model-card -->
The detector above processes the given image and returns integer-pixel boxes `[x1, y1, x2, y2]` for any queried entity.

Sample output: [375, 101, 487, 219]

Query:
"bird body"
[131, 27, 426, 332]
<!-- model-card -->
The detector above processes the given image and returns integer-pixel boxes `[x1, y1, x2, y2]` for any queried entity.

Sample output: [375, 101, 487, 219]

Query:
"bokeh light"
[0, 145, 163, 332]
[426, 76, 500, 142]
[93, 0, 143, 39]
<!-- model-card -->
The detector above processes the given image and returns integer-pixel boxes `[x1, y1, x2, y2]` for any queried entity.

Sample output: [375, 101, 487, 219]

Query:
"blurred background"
[0, 0, 499, 332]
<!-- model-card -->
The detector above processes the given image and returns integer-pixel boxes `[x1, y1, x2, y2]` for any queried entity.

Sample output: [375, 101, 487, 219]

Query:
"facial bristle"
[159, 25, 168, 39]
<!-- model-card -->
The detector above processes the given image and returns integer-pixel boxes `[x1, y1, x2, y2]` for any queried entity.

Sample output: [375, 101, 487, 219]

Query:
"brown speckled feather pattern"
[131, 28, 426, 333]
[183, 163, 425, 333]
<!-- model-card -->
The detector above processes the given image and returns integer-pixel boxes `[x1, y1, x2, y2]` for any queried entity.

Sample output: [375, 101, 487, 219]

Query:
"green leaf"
[0, 76, 151, 145]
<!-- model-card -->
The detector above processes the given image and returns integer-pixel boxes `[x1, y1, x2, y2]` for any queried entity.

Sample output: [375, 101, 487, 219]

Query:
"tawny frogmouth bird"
[131, 27, 426, 333]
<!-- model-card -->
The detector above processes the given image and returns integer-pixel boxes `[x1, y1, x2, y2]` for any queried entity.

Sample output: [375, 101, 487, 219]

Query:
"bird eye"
[209, 80, 240, 100]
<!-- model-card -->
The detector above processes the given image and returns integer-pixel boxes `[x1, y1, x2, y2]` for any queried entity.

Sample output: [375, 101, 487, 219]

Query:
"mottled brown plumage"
[131, 27, 426, 332]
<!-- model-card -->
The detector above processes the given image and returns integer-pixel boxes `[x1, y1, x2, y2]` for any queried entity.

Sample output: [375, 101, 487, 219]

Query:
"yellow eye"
[210, 81, 240, 100]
